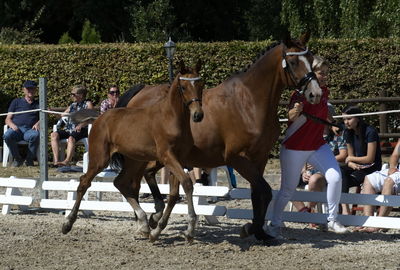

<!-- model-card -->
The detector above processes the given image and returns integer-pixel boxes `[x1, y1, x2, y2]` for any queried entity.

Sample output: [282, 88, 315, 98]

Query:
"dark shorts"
[57, 128, 88, 142]
[340, 164, 380, 193]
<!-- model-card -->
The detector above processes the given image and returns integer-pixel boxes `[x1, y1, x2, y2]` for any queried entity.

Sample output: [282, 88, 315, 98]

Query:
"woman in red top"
[267, 56, 348, 239]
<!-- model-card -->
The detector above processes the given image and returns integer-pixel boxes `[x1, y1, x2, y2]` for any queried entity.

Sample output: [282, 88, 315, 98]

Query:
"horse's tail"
[110, 152, 124, 172]
[70, 109, 99, 124]
[116, 84, 145, 108]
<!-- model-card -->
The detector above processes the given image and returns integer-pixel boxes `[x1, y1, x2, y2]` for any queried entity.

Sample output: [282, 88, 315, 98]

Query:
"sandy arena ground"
[0, 160, 399, 270]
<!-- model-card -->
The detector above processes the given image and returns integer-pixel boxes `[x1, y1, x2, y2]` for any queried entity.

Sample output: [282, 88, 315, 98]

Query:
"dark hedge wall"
[1, 39, 399, 155]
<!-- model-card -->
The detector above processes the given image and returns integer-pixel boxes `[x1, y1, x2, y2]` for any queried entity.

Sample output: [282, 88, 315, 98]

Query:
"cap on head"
[23, 80, 37, 88]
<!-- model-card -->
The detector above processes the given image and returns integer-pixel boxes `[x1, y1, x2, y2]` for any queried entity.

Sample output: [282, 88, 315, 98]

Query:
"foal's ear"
[178, 59, 187, 74]
[195, 59, 202, 73]
[299, 32, 311, 46]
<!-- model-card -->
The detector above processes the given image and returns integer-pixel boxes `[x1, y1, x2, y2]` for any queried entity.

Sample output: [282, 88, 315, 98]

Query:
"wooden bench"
[0, 176, 37, 214]
[40, 180, 229, 224]
[227, 188, 400, 229]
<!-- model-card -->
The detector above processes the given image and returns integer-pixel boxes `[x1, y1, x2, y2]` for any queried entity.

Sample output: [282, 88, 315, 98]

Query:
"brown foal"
[62, 60, 204, 242]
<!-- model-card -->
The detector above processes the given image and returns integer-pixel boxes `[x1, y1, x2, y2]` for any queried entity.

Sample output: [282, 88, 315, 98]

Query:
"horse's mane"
[116, 84, 145, 108]
[235, 41, 281, 75]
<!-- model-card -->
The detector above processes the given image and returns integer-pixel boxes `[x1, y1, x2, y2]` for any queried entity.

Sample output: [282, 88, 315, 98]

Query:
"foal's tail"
[70, 109, 99, 124]
[110, 152, 124, 172]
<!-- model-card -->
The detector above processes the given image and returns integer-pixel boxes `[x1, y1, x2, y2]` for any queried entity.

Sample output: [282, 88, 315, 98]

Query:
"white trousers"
[271, 144, 342, 226]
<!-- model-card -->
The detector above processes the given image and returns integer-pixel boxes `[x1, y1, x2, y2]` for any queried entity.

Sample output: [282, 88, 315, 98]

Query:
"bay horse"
[62, 60, 204, 242]
[120, 33, 322, 242]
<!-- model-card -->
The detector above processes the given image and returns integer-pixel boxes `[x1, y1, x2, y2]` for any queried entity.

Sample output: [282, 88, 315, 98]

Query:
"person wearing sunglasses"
[50, 85, 94, 167]
[100, 85, 120, 114]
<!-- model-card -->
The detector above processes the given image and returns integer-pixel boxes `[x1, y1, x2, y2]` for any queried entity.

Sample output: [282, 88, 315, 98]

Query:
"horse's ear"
[299, 32, 311, 46]
[195, 59, 202, 73]
[282, 29, 293, 47]
[178, 59, 187, 74]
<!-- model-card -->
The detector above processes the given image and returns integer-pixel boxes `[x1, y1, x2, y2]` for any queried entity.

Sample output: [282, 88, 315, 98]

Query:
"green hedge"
[1, 39, 399, 155]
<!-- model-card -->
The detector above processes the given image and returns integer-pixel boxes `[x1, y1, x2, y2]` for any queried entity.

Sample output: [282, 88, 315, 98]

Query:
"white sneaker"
[266, 224, 284, 239]
[327, 220, 348, 233]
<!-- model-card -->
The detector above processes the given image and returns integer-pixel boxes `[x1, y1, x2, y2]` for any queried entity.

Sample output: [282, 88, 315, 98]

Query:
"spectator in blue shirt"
[340, 105, 382, 215]
[3, 80, 40, 167]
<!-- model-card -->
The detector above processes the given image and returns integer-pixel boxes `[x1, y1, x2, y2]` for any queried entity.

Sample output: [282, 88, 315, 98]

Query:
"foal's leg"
[113, 159, 150, 237]
[62, 149, 109, 234]
[143, 161, 165, 229]
[150, 154, 196, 243]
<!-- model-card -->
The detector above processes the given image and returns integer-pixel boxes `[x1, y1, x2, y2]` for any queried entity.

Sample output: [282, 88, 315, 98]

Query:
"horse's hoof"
[254, 230, 274, 241]
[182, 231, 194, 244]
[137, 228, 150, 238]
[240, 223, 253, 238]
[148, 214, 158, 229]
[61, 222, 71, 234]
[149, 231, 159, 242]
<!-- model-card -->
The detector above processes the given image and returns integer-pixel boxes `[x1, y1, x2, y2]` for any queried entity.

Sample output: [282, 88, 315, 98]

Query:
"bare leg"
[361, 177, 377, 217]
[59, 136, 76, 165]
[377, 178, 395, 217]
[50, 132, 60, 164]
[307, 173, 326, 210]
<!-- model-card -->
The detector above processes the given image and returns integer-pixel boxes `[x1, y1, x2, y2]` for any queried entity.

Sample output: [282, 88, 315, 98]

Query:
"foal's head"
[174, 60, 204, 122]
[282, 33, 322, 104]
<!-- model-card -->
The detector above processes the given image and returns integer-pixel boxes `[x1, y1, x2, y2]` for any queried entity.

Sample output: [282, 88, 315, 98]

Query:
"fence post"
[39, 77, 48, 199]
[379, 90, 387, 136]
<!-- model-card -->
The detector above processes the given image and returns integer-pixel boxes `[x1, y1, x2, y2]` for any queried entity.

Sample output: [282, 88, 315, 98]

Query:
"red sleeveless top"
[283, 86, 329, 151]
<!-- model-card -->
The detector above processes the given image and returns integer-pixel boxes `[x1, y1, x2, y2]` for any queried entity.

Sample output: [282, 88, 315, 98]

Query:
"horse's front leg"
[62, 164, 106, 234]
[150, 154, 196, 243]
[114, 160, 150, 237]
[143, 161, 165, 229]
[229, 157, 273, 242]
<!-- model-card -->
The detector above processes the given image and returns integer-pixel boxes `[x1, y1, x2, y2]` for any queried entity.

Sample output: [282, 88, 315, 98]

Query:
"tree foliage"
[1, 0, 400, 43]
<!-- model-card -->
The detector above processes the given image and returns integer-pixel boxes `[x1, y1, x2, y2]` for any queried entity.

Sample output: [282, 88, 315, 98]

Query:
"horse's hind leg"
[113, 159, 150, 237]
[143, 161, 165, 229]
[62, 148, 109, 234]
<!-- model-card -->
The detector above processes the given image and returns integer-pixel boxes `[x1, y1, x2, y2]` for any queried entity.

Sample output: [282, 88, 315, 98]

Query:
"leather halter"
[282, 46, 317, 94]
[178, 76, 202, 106]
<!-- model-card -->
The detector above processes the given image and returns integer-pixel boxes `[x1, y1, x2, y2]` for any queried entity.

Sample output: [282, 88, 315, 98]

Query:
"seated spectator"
[355, 138, 400, 232]
[3, 80, 40, 167]
[340, 105, 382, 215]
[100, 85, 120, 114]
[50, 85, 94, 167]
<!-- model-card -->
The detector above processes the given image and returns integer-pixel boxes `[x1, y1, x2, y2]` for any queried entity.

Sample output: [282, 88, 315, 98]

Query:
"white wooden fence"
[0, 176, 37, 215]
[1, 175, 400, 230]
[40, 180, 229, 224]
[227, 188, 400, 229]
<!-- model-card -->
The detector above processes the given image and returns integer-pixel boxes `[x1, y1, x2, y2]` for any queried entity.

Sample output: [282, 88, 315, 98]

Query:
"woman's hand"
[347, 161, 360, 170]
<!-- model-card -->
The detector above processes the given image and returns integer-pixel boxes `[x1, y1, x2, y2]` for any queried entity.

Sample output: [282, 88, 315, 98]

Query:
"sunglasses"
[109, 91, 120, 95]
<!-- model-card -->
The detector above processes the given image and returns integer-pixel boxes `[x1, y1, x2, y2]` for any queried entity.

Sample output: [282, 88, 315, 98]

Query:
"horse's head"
[175, 59, 204, 122]
[282, 33, 322, 104]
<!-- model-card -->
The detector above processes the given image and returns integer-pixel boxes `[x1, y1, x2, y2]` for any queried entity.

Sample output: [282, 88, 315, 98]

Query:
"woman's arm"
[335, 148, 347, 163]
[346, 141, 377, 165]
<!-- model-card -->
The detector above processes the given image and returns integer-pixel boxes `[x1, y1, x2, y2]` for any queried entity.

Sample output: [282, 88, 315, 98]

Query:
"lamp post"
[164, 37, 176, 83]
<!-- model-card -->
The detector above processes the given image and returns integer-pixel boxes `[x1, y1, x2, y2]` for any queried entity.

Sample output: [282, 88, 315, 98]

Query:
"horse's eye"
[181, 86, 186, 91]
